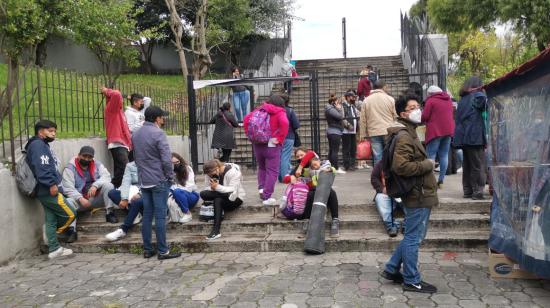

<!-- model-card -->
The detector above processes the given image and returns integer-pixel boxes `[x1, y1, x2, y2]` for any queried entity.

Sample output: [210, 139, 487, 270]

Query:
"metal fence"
[1, 66, 187, 168]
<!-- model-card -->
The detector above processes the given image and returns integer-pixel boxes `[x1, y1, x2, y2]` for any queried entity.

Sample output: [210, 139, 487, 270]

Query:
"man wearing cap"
[102, 87, 132, 189]
[62, 145, 119, 223]
[342, 90, 359, 171]
[132, 106, 181, 260]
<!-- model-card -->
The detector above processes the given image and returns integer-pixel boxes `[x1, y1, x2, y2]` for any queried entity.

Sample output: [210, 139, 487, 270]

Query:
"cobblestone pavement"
[0, 252, 549, 307]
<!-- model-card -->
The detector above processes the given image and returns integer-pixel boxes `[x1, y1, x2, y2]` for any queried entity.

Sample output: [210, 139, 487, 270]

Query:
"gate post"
[187, 75, 199, 173]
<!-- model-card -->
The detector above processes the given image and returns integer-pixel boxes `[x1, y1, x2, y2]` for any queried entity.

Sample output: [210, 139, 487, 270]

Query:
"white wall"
[0, 136, 189, 264]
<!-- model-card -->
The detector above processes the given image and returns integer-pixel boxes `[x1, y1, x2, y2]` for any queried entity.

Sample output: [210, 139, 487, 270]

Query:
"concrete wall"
[0, 136, 189, 264]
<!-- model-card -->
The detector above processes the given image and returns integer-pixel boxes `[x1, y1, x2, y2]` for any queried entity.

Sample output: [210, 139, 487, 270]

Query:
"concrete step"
[76, 212, 490, 234]
[65, 229, 489, 254]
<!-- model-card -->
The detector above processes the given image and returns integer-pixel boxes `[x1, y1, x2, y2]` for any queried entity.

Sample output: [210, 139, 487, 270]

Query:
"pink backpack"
[281, 182, 309, 219]
[246, 108, 272, 144]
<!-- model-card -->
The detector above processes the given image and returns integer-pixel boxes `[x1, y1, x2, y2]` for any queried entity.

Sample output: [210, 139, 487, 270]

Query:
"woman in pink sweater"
[421, 86, 455, 187]
[244, 95, 289, 205]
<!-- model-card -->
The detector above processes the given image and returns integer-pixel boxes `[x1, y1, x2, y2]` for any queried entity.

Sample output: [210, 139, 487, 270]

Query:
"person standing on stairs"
[380, 94, 439, 294]
[210, 102, 239, 162]
[231, 67, 250, 123]
[244, 95, 289, 206]
[200, 159, 246, 240]
[325, 94, 346, 174]
[26, 120, 77, 260]
[132, 106, 181, 260]
[342, 90, 359, 171]
[279, 94, 300, 182]
[357, 70, 372, 102]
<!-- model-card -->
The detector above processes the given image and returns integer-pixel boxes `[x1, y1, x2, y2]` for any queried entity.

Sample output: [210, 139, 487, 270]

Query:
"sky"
[291, 0, 418, 60]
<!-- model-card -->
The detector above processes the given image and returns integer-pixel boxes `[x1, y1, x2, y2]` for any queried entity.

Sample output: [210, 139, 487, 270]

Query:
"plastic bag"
[356, 140, 372, 160]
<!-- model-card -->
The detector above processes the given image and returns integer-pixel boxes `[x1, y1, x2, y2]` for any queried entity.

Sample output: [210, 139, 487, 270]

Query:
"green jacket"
[387, 119, 439, 208]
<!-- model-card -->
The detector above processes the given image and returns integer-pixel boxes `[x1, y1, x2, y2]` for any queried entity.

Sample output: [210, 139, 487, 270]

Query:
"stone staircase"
[65, 171, 491, 254]
[231, 55, 411, 165]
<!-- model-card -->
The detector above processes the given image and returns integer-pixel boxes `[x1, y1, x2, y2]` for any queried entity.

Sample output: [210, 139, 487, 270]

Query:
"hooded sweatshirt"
[62, 157, 112, 200]
[125, 106, 145, 133]
[244, 102, 289, 145]
[421, 91, 455, 144]
[104, 88, 132, 149]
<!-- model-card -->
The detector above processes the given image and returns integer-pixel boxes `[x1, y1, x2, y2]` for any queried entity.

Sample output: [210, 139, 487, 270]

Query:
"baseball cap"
[144, 105, 169, 122]
[79, 146, 95, 157]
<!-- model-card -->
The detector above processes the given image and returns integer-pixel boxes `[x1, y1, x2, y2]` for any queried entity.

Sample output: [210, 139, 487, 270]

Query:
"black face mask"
[44, 137, 55, 143]
[174, 163, 184, 173]
[79, 159, 91, 167]
[138, 104, 145, 111]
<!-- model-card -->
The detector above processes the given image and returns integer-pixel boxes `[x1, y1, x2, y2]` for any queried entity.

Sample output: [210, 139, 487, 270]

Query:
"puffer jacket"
[387, 119, 439, 208]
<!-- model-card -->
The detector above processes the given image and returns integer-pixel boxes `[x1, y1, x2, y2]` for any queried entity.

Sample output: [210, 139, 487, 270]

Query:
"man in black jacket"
[26, 120, 77, 259]
[342, 90, 359, 171]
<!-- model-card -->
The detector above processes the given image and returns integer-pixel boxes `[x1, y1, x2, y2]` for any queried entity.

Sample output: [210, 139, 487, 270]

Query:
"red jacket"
[104, 89, 132, 149]
[357, 77, 371, 100]
[421, 92, 455, 144]
[244, 102, 289, 145]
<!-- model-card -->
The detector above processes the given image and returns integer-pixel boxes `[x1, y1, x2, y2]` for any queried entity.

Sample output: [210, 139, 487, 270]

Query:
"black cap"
[144, 105, 169, 122]
[268, 95, 284, 107]
[344, 90, 356, 97]
[79, 146, 95, 157]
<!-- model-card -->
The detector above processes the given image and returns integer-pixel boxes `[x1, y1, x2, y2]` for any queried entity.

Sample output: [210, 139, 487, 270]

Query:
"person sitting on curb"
[26, 120, 77, 259]
[104, 160, 143, 241]
[62, 146, 119, 223]
[170, 152, 199, 223]
[371, 161, 402, 237]
[200, 159, 246, 240]
[283, 152, 340, 237]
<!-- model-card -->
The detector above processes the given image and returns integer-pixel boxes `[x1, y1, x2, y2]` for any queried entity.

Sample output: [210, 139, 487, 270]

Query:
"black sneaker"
[143, 250, 156, 259]
[472, 193, 485, 200]
[403, 281, 437, 293]
[330, 218, 340, 238]
[388, 227, 398, 238]
[58, 227, 77, 243]
[206, 231, 221, 240]
[379, 270, 404, 283]
[158, 251, 181, 260]
[463, 193, 473, 198]
[106, 212, 118, 224]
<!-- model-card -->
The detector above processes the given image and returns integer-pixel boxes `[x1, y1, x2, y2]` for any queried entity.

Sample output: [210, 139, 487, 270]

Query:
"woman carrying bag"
[210, 103, 239, 162]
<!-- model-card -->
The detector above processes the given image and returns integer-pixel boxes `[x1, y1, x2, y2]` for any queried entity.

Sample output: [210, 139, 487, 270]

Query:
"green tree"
[0, 0, 48, 120]
[67, 0, 142, 86]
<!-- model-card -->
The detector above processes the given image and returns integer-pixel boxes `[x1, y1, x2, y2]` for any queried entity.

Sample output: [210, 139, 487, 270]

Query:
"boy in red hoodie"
[244, 95, 289, 206]
[102, 87, 132, 188]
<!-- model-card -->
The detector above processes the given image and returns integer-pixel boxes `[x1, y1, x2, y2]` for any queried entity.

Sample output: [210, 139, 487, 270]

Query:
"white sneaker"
[262, 198, 278, 206]
[336, 168, 347, 174]
[105, 228, 126, 242]
[457, 167, 463, 173]
[48, 247, 73, 260]
[133, 213, 142, 225]
[178, 213, 192, 223]
[259, 189, 264, 199]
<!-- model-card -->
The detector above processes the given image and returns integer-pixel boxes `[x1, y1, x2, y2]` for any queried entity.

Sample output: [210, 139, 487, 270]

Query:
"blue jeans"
[385, 207, 431, 285]
[108, 189, 144, 233]
[233, 90, 250, 122]
[374, 193, 402, 230]
[426, 136, 452, 183]
[370, 135, 385, 166]
[278, 138, 295, 182]
[172, 189, 200, 213]
[141, 181, 170, 254]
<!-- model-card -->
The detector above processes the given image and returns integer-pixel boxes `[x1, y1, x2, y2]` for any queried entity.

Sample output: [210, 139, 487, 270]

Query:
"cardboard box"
[488, 249, 539, 279]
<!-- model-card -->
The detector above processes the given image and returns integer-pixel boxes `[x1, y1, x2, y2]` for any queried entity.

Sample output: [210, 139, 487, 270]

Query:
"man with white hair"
[421, 85, 455, 188]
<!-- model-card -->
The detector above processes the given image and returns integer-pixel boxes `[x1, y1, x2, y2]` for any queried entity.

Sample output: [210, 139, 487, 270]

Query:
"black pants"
[200, 190, 242, 233]
[462, 145, 486, 195]
[301, 188, 339, 220]
[342, 134, 357, 170]
[327, 134, 342, 169]
[220, 149, 232, 162]
[284, 81, 292, 94]
[110, 147, 129, 188]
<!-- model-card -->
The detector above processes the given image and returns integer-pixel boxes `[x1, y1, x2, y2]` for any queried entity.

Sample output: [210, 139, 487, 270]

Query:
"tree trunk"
[139, 41, 155, 74]
[165, 0, 188, 80]
[35, 38, 48, 67]
[191, 0, 212, 79]
[0, 57, 19, 122]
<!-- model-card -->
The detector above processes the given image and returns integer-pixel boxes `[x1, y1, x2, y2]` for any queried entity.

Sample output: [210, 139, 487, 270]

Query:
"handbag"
[294, 130, 302, 147]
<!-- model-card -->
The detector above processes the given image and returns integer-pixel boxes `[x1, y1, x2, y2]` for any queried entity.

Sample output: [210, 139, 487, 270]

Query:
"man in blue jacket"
[132, 106, 180, 260]
[26, 120, 76, 259]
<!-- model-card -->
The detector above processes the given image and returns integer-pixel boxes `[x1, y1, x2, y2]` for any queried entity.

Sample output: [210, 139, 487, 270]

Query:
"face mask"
[138, 104, 145, 111]
[174, 164, 184, 173]
[44, 137, 55, 143]
[79, 159, 91, 167]
[408, 109, 422, 124]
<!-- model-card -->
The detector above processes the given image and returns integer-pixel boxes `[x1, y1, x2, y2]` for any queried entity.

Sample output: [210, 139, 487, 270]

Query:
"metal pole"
[342, 17, 347, 59]
[187, 75, 199, 173]
[36, 67, 43, 120]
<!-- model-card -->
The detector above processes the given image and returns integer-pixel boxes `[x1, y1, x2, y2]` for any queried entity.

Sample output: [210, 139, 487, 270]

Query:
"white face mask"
[408, 109, 422, 124]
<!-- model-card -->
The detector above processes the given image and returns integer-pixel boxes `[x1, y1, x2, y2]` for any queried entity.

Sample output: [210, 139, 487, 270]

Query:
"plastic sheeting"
[486, 49, 550, 279]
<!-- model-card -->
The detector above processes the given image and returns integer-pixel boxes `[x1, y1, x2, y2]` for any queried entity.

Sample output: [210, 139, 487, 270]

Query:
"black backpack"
[381, 130, 416, 199]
